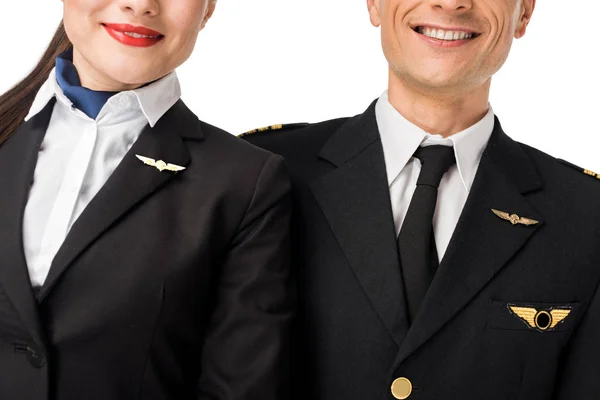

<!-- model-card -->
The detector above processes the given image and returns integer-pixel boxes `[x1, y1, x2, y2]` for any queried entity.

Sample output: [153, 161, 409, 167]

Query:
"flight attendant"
[0, 1, 292, 399]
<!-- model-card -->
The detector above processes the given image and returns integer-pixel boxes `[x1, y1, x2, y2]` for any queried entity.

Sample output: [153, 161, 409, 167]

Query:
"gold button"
[391, 377, 412, 399]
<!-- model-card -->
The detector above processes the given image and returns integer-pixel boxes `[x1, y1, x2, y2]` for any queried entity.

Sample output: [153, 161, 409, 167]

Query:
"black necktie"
[398, 145, 456, 321]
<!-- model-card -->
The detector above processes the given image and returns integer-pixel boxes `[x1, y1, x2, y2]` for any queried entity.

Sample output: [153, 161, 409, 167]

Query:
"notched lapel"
[0, 100, 56, 342]
[393, 119, 545, 366]
[311, 102, 410, 346]
[38, 101, 199, 301]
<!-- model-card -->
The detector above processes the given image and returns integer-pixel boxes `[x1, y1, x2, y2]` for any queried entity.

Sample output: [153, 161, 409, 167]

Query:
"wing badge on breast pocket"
[508, 305, 572, 332]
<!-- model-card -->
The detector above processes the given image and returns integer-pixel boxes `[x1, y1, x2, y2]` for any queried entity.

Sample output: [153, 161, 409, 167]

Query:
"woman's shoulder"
[171, 101, 278, 167]
[166, 107, 286, 198]
[195, 119, 284, 174]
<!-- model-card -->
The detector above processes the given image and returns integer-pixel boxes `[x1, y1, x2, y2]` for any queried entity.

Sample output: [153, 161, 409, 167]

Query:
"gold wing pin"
[491, 209, 539, 226]
[135, 155, 186, 173]
[508, 305, 572, 332]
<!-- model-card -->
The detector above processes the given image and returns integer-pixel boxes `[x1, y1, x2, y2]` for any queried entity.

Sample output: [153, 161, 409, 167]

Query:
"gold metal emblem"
[491, 209, 539, 226]
[135, 155, 186, 173]
[391, 377, 413, 399]
[508, 305, 572, 332]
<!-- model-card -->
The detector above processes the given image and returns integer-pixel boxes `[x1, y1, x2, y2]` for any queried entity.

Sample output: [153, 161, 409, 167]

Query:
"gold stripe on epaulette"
[584, 169, 597, 177]
[238, 124, 285, 138]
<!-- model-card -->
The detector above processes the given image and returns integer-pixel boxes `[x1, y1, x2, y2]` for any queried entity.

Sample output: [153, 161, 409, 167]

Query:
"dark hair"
[0, 21, 71, 145]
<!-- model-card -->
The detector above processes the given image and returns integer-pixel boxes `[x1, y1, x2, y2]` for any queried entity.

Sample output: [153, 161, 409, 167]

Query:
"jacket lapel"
[393, 118, 544, 366]
[311, 102, 410, 346]
[0, 100, 56, 342]
[38, 100, 202, 301]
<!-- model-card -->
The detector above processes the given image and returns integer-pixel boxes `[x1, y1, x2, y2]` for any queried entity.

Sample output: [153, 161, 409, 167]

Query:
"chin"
[418, 74, 462, 88]
[410, 64, 475, 89]
[105, 65, 161, 88]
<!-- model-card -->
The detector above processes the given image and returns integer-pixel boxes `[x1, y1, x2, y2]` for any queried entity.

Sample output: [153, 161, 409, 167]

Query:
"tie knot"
[414, 145, 456, 188]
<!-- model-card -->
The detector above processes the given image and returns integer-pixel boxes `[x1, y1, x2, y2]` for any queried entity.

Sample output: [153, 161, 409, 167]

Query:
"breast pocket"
[488, 300, 581, 333]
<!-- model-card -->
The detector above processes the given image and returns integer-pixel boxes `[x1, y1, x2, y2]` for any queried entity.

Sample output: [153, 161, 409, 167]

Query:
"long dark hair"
[0, 22, 71, 145]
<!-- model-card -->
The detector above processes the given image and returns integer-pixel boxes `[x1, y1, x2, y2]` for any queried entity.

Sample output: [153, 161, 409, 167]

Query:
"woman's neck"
[72, 47, 142, 92]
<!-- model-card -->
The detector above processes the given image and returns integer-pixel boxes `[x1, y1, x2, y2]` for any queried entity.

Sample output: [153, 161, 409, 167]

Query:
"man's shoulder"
[554, 158, 600, 183]
[240, 118, 350, 159]
[521, 143, 598, 182]
[520, 142, 600, 203]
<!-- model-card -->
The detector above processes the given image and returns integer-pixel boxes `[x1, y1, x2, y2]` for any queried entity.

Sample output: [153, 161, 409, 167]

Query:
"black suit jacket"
[0, 99, 292, 400]
[244, 101, 600, 400]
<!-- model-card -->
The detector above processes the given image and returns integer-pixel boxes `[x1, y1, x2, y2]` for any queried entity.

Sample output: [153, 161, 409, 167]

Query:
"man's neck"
[387, 72, 491, 138]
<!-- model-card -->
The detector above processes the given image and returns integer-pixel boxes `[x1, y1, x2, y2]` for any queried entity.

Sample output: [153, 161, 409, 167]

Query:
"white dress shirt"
[375, 91, 495, 262]
[22, 69, 181, 287]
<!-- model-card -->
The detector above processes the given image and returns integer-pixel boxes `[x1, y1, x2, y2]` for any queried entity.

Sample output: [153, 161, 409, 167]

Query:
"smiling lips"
[413, 25, 479, 46]
[103, 23, 164, 47]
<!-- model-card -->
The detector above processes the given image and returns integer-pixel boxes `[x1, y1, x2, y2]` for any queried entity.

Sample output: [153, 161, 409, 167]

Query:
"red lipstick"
[103, 23, 164, 47]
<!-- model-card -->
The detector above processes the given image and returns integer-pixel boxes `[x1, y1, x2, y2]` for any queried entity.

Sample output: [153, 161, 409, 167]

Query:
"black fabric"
[0, 100, 293, 400]
[398, 145, 455, 321]
[244, 100, 600, 400]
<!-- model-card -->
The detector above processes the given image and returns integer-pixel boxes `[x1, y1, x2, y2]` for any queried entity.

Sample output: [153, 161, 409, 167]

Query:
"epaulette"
[238, 123, 309, 138]
[558, 159, 600, 180]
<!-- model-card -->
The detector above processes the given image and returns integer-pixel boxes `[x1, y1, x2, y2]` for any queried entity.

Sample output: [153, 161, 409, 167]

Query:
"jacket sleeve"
[198, 154, 293, 400]
[553, 279, 600, 399]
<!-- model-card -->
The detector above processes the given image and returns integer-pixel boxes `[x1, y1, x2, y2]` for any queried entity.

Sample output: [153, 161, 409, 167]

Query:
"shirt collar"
[375, 90, 494, 192]
[25, 67, 181, 128]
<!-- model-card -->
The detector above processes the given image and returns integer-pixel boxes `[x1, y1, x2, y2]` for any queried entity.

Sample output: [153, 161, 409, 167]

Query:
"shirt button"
[119, 94, 132, 107]
[40, 243, 51, 254]
[391, 377, 413, 399]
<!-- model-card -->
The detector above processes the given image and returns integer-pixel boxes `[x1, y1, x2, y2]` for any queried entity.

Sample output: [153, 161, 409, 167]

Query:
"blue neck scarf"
[55, 49, 117, 119]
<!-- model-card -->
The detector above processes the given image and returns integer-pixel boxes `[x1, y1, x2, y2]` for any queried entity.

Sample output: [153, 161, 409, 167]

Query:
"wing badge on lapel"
[136, 154, 186, 173]
[491, 209, 539, 226]
[508, 305, 572, 332]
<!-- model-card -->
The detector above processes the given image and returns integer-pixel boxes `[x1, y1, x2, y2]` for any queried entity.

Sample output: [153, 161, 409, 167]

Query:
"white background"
[1, 1, 599, 170]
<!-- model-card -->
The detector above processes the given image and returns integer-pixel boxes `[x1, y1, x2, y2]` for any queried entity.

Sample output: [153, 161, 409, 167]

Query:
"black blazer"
[244, 101, 600, 400]
[0, 99, 292, 400]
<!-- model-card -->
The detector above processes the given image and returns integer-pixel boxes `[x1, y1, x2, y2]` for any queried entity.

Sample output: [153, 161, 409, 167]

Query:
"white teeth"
[417, 26, 474, 41]
[123, 32, 159, 39]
